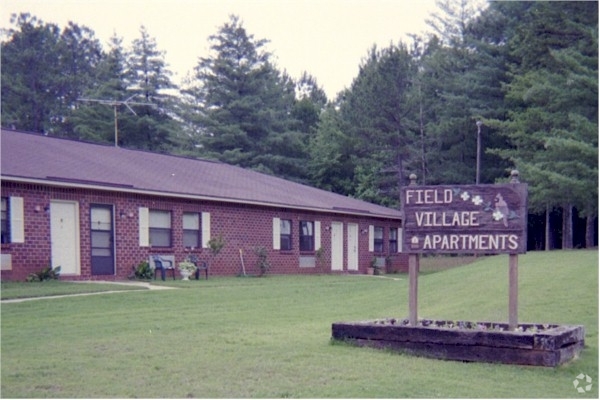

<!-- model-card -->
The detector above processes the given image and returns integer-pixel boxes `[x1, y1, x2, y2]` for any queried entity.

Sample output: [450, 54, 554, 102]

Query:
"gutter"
[1, 175, 403, 221]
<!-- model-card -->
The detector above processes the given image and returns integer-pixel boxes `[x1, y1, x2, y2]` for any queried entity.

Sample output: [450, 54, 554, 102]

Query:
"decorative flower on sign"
[450, 186, 518, 226]
[493, 210, 505, 221]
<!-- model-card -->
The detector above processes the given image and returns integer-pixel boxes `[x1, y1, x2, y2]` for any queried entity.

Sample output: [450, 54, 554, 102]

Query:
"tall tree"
[122, 26, 179, 151]
[338, 44, 418, 207]
[1, 14, 63, 133]
[308, 104, 356, 195]
[426, 0, 487, 47]
[52, 21, 103, 136]
[71, 34, 130, 144]
[415, 0, 506, 185]
[191, 15, 307, 181]
[1, 14, 103, 136]
[291, 71, 327, 135]
[489, 1, 598, 249]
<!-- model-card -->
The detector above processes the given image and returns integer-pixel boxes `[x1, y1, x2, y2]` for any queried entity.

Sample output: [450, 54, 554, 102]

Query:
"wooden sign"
[402, 183, 528, 254]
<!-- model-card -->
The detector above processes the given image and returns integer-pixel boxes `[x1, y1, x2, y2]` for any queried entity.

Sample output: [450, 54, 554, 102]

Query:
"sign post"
[402, 170, 527, 327]
[334, 172, 583, 366]
[407, 175, 420, 325]
[507, 170, 521, 330]
[509, 254, 519, 330]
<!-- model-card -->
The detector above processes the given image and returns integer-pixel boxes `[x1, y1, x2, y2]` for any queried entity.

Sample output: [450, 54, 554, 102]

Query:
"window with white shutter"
[149, 210, 172, 247]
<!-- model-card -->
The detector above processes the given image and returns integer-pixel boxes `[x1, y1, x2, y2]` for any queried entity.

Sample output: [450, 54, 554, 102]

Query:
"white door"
[331, 222, 343, 271]
[347, 223, 358, 271]
[51, 201, 80, 275]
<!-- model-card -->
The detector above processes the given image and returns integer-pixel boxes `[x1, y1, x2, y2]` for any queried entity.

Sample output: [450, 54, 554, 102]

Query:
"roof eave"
[1, 175, 403, 220]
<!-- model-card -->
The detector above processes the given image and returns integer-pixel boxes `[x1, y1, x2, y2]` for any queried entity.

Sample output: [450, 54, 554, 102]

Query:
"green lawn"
[0, 281, 146, 300]
[1, 250, 597, 398]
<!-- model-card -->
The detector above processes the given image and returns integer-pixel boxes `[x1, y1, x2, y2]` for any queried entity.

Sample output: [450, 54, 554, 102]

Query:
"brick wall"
[1, 181, 408, 281]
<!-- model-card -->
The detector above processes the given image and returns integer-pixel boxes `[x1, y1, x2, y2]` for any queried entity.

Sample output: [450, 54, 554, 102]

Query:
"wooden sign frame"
[402, 171, 527, 329]
[402, 183, 528, 254]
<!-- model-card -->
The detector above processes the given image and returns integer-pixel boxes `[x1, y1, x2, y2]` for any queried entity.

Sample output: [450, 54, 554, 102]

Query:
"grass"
[418, 254, 481, 274]
[1, 250, 597, 398]
[0, 280, 146, 300]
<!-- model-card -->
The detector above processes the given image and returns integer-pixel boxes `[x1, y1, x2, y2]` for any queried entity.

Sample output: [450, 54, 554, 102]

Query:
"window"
[374, 226, 384, 253]
[280, 219, 292, 250]
[149, 210, 171, 247]
[90, 206, 113, 257]
[389, 228, 398, 253]
[183, 212, 200, 248]
[1, 197, 8, 244]
[299, 221, 314, 251]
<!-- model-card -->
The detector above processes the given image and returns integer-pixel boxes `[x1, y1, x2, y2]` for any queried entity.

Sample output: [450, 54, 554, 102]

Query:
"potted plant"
[178, 261, 197, 280]
[368, 257, 385, 275]
[367, 258, 376, 275]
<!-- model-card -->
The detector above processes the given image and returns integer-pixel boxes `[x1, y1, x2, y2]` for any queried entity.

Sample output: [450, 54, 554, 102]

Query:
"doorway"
[50, 201, 80, 275]
[331, 222, 343, 271]
[347, 223, 358, 271]
[90, 205, 115, 275]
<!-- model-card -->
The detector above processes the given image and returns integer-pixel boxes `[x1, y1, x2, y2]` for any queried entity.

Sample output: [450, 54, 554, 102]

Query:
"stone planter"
[179, 269, 194, 280]
[331, 318, 584, 367]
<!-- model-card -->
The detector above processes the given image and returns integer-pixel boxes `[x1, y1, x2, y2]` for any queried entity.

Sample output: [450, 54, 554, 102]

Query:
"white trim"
[368, 225, 374, 252]
[201, 212, 211, 248]
[273, 217, 281, 250]
[139, 207, 149, 247]
[9, 196, 24, 243]
[314, 221, 321, 250]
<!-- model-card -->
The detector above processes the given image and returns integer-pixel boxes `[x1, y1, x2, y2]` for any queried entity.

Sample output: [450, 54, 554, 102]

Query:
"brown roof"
[1, 129, 402, 219]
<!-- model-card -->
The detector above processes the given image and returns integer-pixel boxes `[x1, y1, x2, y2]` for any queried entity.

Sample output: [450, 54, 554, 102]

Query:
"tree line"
[1, 1, 597, 250]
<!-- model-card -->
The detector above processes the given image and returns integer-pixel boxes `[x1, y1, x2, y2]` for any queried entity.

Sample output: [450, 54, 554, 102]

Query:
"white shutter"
[273, 217, 281, 250]
[398, 228, 403, 253]
[201, 212, 211, 248]
[139, 207, 149, 247]
[314, 221, 321, 250]
[368, 225, 374, 252]
[10, 197, 24, 243]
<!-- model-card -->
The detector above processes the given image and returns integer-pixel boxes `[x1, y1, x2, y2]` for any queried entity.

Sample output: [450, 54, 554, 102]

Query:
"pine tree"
[1, 14, 103, 136]
[52, 22, 103, 136]
[490, 1, 598, 248]
[338, 44, 418, 207]
[416, 0, 507, 185]
[190, 15, 307, 181]
[71, 34, 130, 144]
[123, 26, 179, 151]
[308, 105, 356, 195]
[1, 14, 65, 133]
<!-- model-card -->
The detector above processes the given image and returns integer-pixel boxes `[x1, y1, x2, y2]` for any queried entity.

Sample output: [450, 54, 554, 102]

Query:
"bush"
[133, 261, 153, 280]
[254, 246, 271, 277]
[26, 266, 61, 282]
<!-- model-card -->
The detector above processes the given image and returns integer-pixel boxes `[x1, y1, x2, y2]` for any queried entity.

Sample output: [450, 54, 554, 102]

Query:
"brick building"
[1, 129, 407, 281]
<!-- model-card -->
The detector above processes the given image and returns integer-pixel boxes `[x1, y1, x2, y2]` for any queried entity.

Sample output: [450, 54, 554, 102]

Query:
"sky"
[1, 0, 438, 99]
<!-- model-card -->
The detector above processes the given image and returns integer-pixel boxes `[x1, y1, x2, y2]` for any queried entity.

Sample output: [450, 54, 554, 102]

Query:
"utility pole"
[77, 95, 154, 146]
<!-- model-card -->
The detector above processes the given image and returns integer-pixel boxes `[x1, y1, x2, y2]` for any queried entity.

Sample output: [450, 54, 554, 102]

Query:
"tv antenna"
[77, 94, 155, 146]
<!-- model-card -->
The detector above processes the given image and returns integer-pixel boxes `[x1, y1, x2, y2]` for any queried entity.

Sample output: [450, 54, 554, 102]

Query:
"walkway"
[1, 280, 175, 304]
